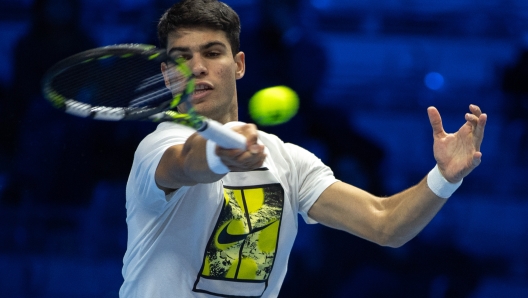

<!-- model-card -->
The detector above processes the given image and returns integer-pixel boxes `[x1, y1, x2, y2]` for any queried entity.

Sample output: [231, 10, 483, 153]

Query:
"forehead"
[167, 27, 231, 51]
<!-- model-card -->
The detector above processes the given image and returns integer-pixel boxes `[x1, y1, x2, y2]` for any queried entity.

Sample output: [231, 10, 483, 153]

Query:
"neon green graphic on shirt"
[199, 184, 284, 281]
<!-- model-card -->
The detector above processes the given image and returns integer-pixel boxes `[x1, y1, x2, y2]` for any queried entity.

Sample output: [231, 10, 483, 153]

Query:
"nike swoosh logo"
[217, 220, 278, 245]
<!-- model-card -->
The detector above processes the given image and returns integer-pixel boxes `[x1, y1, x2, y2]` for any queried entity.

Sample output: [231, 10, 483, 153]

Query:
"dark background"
[1, 0, 527, 297]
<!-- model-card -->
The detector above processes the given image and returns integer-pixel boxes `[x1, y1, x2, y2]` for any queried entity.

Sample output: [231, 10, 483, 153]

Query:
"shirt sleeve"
[285, 143, 339, 224]
[127, 123, 195, 210]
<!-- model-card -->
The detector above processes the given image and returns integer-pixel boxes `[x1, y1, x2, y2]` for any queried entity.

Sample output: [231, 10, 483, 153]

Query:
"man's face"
[162, 27, 245, 124]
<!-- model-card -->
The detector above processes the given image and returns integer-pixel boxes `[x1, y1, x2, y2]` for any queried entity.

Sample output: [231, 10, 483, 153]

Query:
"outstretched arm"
[155, 124, 266, 192]
[308, 104, 487, 247]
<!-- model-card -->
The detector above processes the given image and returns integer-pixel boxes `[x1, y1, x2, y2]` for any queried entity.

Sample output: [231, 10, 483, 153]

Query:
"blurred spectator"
[3, 0, 152, 209]
[502, 48, 528, 166]
[2, 0, 99, 207]
[330, 243, 496, 298]
[2, 0, 96, 156]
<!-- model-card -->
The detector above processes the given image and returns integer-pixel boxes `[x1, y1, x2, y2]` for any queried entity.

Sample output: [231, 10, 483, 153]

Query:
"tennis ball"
[248, 86, 299, 126]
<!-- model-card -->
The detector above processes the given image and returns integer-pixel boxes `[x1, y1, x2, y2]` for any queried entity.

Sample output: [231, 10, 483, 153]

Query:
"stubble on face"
[163, 28, 245, 124]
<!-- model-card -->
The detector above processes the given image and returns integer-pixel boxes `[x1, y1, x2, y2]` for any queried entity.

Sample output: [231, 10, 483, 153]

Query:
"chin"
[193, 105, 216, 119]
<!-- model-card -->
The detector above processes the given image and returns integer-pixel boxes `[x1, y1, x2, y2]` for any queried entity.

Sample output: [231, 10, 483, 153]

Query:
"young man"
[120, 0, 487, 297]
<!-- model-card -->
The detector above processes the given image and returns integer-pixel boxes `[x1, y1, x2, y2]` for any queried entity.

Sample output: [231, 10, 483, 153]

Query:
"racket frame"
[42, 44, 247, 150]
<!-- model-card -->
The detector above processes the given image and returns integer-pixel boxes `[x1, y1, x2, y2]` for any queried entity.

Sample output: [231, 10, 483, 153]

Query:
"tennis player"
[120, 0, 487, 297]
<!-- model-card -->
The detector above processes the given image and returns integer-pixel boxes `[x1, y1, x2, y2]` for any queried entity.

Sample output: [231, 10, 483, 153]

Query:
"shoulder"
[258, 130, 315, 160]
[146, 121, 196, 141]
[137, 122, 195, 153]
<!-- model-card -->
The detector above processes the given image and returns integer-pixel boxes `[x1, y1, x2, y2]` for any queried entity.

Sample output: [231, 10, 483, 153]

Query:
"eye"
[206, 51, 221, 58]
[170, 53, 192, 61]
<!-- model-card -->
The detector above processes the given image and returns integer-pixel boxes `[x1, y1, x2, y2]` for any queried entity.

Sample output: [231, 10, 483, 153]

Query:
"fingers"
[427, 106, 446, 138]
[234, 123, 266, 156]
[469, 104, 482, 117]
[231, 123, 259, 149]
[248, 143, 262, 154]
[466, 104, 486, 127]
[467, 104, 487, 150]
[217, 146, 266, 171]
[472, 151, 482, 167]
[216, 123, 267, 171]
[475, 113, 487, 149]
[465, 112, 479, 126]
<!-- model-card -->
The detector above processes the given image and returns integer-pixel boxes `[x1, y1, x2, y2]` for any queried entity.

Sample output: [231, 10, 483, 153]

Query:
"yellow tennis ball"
[248, 86, 299, 126]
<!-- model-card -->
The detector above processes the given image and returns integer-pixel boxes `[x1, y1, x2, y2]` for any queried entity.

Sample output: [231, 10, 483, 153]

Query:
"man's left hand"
[428, 104, 487, 183]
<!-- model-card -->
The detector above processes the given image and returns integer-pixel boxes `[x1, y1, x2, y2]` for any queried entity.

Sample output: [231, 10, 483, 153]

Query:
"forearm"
[155, 133, 225, 191]
[309, 178, 448, 248]
[378, 177, 447, 247]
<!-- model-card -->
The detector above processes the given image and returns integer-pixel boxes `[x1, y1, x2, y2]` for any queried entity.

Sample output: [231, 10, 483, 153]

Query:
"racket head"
[42, 44, 195, 122]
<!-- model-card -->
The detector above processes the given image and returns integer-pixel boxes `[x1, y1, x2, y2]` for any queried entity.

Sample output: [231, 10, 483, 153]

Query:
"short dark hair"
[157, 0, 241, 55]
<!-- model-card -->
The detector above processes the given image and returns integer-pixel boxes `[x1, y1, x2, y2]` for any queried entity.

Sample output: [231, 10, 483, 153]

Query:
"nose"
[189, 55, 208, 77]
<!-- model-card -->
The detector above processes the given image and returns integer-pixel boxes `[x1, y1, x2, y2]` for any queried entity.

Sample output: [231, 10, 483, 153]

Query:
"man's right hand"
[216, 123, 266, 172]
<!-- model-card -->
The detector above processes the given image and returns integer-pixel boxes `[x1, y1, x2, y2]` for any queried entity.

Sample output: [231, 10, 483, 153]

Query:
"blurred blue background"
[1, 0, 527, 297]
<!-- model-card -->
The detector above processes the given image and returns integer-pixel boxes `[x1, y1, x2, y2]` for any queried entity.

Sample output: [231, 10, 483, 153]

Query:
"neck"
[217, 103, 238, 124]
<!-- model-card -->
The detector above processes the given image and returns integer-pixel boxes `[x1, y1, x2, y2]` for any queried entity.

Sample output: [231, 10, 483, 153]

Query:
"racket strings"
[129, 68, 188, 108]
[129, 83, 174, 108]
[51, 56, 179, 110]
[136, 73, 166, 91]
[44, 47, 195, 122]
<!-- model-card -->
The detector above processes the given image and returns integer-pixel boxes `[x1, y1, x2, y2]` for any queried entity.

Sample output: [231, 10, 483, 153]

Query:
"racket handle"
[198, 119, 247, 150]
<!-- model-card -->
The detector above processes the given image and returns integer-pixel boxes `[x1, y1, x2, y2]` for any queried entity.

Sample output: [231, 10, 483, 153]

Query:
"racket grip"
[198, 119, 247, 150]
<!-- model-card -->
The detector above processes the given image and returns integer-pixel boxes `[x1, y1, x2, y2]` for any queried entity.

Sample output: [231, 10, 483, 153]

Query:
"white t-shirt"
[120, 122, 338, 298]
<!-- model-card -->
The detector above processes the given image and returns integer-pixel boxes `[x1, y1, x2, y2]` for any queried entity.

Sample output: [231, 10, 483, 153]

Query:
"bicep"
[155, 144, 189, 192]
[308, 181, 385, 243]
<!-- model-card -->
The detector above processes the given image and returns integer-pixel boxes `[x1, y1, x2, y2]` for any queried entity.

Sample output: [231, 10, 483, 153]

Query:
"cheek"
[216, 66, 230, 78]
[216, 66, 236, 88]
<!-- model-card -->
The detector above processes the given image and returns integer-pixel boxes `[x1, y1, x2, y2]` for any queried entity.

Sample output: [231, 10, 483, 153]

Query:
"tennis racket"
[41, 44, 246, 149]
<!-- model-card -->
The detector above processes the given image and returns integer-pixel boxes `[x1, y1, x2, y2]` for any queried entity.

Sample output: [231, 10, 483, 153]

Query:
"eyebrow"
[168, 41, 227, 55]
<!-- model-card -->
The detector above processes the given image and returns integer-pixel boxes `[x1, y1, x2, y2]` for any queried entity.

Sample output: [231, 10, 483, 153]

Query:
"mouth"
[192, 82, 213, 101]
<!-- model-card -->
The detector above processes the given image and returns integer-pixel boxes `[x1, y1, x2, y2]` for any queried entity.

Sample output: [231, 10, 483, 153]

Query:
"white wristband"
[205, 122, 247, 174]
[206, 139, 229, 174]
[427, 164, 462, 199]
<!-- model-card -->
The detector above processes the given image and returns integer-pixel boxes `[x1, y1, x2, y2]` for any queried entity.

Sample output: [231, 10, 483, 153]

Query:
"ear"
[160, 62, 171, 89]
[234, 51, 245, 80]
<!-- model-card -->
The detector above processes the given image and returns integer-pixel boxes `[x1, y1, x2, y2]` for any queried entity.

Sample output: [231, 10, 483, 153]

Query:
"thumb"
[427, 106, 445, 138]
